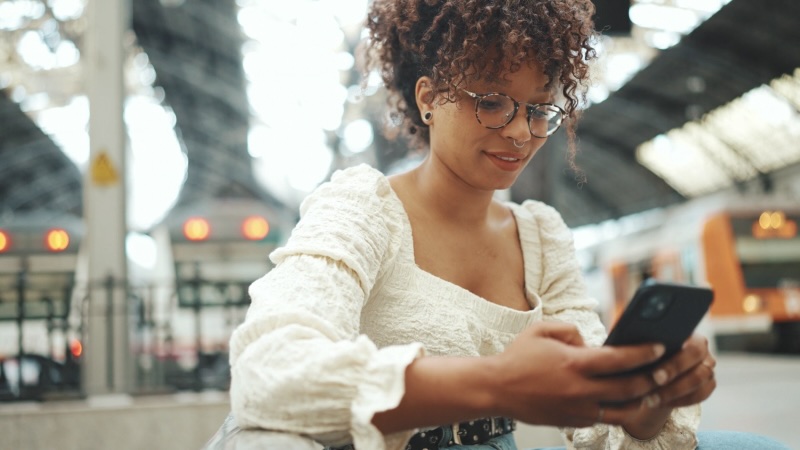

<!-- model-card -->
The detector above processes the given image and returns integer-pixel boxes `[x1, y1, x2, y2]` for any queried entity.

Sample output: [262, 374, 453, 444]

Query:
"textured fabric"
[228, 164, 700, 450]
[531, 430, 793, 450]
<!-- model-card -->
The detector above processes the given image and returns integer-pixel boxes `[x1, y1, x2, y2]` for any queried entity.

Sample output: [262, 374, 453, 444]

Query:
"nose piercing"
[513, 139, 527, 148]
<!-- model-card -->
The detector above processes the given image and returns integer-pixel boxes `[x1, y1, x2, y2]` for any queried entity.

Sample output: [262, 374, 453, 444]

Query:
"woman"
[228, 1, 717, 449]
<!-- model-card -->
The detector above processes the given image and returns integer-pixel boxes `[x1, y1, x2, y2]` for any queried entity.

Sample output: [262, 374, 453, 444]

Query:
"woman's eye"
[480, 100, 505, 111]
[531, 108, 550, 119]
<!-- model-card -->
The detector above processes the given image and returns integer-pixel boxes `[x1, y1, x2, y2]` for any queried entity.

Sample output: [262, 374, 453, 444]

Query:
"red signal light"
[45, 228, 70, 252]
[70, 338, 83, 358]
[0, 229, 9, 253]
[183, 217, 211, 241]
[242, 216, 269, 240]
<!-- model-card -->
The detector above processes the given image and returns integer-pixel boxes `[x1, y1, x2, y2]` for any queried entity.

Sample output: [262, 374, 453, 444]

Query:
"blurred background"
[0, 0, 799, 449]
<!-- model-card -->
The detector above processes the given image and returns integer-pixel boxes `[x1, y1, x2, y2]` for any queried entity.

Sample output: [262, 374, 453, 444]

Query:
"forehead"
[469, 62, 552, 93]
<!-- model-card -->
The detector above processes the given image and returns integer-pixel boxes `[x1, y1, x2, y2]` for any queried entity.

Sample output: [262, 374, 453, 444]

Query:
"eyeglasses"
[460, 88, 565, 138]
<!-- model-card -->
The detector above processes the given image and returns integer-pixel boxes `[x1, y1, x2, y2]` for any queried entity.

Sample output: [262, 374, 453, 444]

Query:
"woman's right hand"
[487, 321, 664, 428]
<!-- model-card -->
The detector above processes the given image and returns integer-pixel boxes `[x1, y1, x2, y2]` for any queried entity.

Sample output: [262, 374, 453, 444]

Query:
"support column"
[83, 0, 130, 395]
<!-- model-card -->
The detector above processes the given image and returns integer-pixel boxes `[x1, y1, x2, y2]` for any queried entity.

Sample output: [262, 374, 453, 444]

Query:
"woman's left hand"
[619, 333, 717, 439]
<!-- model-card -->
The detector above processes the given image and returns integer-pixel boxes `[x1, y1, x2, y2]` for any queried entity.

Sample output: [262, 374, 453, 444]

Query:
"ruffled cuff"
[567, 404, 700, 450]
[350, 341, 426, 450]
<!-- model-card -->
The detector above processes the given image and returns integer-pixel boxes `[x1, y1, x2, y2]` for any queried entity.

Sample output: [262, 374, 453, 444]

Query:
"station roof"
[0, 93, 83, 219]
[1, 0, 798, 228]
[512, 0, 800, 226]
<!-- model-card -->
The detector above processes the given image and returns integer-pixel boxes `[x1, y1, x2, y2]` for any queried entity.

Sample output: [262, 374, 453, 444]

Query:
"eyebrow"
[481, 79, 550, 94]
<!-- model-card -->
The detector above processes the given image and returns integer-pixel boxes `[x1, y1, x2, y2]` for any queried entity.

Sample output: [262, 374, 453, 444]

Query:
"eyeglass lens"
[476, 94, 562, 137]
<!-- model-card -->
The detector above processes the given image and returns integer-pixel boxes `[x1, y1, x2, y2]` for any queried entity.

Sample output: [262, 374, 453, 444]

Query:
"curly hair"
[364, 0, 598, 169]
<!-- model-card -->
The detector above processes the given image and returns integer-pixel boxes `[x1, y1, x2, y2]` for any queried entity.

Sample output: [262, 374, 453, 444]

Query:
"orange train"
[592, 208, 800, 352]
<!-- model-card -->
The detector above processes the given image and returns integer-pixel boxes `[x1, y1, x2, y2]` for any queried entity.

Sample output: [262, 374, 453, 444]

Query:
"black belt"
[326, 416, 516, 449]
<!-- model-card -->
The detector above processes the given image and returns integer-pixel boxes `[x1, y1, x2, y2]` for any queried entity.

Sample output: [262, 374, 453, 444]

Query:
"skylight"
[637, 69, 800, 197]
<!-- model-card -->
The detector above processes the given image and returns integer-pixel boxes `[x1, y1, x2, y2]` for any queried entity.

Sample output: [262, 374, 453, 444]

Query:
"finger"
[555, 401, 642, 428]
[594, 401, 646, 426]
[647, 359, 716, 408]
[532, 321, 586, 346]
[650, 336, 710, 387]
[589, 373, 658, 403]
[663, 375, 717, 409]
[577, 343, 665, 377]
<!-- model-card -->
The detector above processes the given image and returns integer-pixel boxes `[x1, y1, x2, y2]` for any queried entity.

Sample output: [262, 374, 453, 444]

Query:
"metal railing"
[0, 272, 251, 402]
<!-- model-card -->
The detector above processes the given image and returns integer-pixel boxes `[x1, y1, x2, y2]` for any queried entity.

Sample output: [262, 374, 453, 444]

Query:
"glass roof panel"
[637, 69, 800, 197]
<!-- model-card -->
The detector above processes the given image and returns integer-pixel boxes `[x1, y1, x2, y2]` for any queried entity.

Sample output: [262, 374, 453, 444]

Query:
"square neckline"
[383, 183, 541, 314]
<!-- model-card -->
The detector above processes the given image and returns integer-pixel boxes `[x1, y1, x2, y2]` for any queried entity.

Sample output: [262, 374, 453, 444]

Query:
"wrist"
[373, 355, 501, 434]
[621, 407, 672, 440]
[472, 355, 504, 416]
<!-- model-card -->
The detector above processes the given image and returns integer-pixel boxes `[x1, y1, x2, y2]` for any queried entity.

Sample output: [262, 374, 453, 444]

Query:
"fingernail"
[653, 344, 666, 358]
[643, 394, 661, 408]
[653, 369, 669, 386]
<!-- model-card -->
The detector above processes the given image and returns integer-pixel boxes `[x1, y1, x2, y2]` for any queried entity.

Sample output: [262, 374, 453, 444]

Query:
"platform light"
[45, 228, 70, 252]
[183, 217, 211, 241]
[753, 210, 797, 239]
[0, 229, 9, 253]
[742, 294, 763, 313]
[242, 216, 269, 241]
[758, 211, 785, 229]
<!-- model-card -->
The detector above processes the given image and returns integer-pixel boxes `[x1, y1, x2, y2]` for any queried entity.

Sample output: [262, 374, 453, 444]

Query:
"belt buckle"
[491, 417, 497, 435]
[451, 423, 463, 445]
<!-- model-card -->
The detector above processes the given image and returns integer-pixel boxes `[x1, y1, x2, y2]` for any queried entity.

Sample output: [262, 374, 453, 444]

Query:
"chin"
[488, 176, 519, 192]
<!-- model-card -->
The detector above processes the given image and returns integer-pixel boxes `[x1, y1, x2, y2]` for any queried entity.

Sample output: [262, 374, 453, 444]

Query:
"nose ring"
[513, 139, 527, 148]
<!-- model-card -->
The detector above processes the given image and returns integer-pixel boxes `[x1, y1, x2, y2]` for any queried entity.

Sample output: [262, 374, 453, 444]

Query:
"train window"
[680, 246, 698, 284]
[739, 261, 800, 288]
[736, 237, 800, 263]
[736, 237, 800, 288]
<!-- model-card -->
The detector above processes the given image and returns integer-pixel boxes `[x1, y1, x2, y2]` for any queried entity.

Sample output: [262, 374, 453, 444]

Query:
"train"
[135, 197, 293, 391]
[0, 198, 294, 399]
[582, 193, 800, 353]
[0, 211, 84, 400]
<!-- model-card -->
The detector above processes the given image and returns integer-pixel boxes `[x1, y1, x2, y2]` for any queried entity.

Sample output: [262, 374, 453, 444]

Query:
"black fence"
[0, 272, 251, 402]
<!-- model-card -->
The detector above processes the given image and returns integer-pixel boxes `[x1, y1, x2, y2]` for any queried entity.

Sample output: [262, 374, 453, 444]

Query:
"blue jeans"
[439, 428, 517, 450]
[531, 430, 792, 450]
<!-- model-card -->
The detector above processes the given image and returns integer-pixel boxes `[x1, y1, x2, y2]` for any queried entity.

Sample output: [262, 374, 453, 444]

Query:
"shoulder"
[511, 199, 577, 269]
[513, 199, 572, 241]
[300, 164, 393, 214]
[271, 164, 405, 286]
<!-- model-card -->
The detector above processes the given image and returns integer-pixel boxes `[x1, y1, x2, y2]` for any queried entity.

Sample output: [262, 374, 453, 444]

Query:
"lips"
[485, 151, 527, 171]
[486, 151, 526, 162]
[495, 155, 520, 162]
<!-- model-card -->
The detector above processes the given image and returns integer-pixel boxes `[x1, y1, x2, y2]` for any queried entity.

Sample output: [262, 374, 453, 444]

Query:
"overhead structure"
[0, 0, 798, 229]
[0, 92, 82, 218]
[131, 0, 283, 211]
[515, 0, 800, 226]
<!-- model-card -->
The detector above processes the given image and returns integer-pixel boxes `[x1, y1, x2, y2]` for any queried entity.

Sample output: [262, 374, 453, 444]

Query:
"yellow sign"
[91, 151, 119, 186]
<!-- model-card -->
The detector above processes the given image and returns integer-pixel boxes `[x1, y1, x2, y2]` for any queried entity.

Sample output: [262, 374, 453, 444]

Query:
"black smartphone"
[603, 281, 714, 374]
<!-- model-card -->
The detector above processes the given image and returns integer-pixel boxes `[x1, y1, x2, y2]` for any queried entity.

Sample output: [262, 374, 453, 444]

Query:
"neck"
[409, 155, 499, 225]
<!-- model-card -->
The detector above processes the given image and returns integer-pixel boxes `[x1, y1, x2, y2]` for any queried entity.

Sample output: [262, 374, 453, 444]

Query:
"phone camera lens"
[639, 295, 672, 320]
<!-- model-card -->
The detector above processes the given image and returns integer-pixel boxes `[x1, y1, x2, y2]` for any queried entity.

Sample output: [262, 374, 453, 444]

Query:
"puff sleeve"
[522, 200, 701, 450]
[228, 165, 424, 450]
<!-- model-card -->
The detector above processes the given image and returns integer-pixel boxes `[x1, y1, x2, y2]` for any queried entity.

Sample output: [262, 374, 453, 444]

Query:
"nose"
[500, 108, 532, 145]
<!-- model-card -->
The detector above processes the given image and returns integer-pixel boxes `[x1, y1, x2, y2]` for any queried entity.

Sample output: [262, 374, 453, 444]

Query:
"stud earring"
[423, 111, 432, 123]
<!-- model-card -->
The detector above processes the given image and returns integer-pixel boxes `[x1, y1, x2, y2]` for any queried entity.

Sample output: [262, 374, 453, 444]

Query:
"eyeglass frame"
[459, 87, 566, 138]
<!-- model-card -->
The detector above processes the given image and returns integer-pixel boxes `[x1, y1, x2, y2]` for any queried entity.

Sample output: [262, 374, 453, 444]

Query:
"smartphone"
[603, 281, 714, 374]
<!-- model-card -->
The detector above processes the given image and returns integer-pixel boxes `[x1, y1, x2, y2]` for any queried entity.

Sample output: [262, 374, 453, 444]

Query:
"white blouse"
[229, 164, 700, 450]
